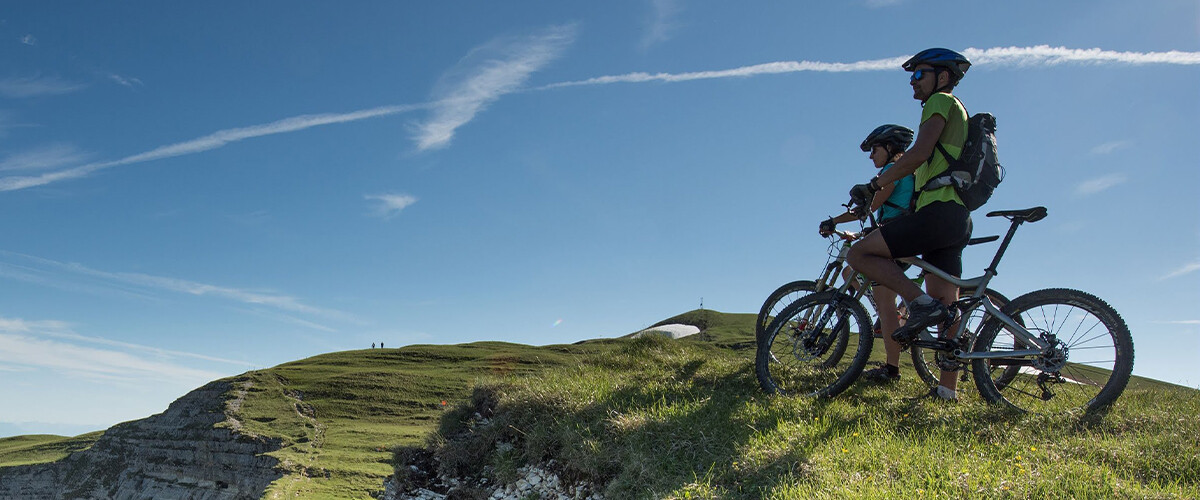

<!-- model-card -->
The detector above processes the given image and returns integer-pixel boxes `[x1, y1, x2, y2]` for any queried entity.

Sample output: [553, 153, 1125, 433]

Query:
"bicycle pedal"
[891, 327, 922, 346]
[941, 308, 960, 328]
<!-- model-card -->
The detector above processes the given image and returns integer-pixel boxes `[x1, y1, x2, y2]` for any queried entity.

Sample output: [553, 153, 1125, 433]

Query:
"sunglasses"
[910, 68, 938, 83]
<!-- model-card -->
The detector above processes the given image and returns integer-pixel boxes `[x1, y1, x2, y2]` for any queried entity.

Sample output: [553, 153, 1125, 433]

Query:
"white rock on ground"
[388, 464, 602, 500]
[631, 323, 700, 340]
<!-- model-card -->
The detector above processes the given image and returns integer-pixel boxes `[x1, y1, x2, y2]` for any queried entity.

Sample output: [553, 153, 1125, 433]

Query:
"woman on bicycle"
[819, 124, 915, 383]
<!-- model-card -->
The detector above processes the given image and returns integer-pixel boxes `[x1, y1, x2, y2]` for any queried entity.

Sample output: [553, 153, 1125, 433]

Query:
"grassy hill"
[0, 432, 104, 468]
[2, 310, 1197, 498]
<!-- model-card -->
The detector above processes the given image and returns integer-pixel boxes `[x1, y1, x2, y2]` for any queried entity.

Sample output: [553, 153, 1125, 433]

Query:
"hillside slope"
[390, 331, 1200, 498]
[1, 310, 1196, 499]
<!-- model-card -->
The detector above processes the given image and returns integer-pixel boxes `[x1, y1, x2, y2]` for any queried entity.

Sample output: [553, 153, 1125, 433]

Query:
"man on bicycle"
[819, 124, 915, 384]
[846, 48, 973, 401]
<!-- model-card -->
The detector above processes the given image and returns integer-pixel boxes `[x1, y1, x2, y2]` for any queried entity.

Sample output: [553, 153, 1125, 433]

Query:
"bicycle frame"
[801, 205, 1048, 362]
[894, 213, 1049, 358]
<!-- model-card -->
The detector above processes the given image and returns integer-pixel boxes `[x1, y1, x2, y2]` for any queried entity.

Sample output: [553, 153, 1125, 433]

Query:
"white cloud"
[1090, 140, 1132, 155]
[0, 251, 358, 326]
[963, 45, 1200, 67]
[365, 193, 418, 219]
[107, 73, 144, 88]
[0, 318, 226, 383]
[0, 103, 425, 192]
[414, 24, 576, 151]
[542, 57, 908, 88]
[1074, 173, 1127, 196]
[0, 75, 86, 98]
[3, 44, 1194, 192]
[20, 34, 37, 46]
[543, 45, 1200, 89]
[0, 317, 251, 366]
[0, 143, 91, 172]
[640, 0, 682, 51]
[1160, 261, 1200, 281]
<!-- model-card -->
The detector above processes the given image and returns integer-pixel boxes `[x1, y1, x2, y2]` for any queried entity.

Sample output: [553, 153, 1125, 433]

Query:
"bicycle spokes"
[972, 289, 1133, 414]
[756, 292, 874, 398]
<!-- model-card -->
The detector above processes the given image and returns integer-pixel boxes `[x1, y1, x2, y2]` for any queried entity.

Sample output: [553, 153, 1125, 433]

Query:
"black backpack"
[921, 103, 1004, 211]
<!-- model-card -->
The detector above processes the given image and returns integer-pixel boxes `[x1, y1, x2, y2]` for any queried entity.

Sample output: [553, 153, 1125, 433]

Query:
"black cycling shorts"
[879, 201, 971, 277]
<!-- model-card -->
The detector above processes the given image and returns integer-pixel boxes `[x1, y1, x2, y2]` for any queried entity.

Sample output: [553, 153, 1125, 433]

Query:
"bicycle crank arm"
[953, 349, 1043, 360]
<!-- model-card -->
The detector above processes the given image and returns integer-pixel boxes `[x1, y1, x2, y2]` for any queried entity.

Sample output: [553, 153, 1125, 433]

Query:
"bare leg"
[925, 274, 960, 392]
[874, 285, 902, 369]
[846, 230, 923, 302]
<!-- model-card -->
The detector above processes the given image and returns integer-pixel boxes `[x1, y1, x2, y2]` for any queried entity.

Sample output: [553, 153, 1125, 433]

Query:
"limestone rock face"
[0, 380, 282, 500]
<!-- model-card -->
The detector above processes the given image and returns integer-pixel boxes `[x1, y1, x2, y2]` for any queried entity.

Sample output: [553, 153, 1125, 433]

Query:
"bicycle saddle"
[986, 206, 1048, 223]
[967, 235, 999, 245]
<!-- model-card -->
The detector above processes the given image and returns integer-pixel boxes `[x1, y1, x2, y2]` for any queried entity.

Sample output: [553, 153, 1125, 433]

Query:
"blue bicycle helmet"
[860, 124, 914, 152]
[902, 48, 971, 80]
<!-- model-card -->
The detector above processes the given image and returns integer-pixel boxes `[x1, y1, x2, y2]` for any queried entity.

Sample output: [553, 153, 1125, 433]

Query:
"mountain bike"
[755, 206, 1134, 414]
[754, 210, 1009, 387]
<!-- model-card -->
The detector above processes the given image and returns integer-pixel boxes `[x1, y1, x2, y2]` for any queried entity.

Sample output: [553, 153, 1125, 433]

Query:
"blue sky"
[0, 1, 1197, 437]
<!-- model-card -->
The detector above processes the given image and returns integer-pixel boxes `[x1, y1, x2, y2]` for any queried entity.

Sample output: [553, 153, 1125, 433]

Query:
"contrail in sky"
[1, 45, 1196, 192]
[542, 45, 1200, 88]
[0, 104, 425, 192]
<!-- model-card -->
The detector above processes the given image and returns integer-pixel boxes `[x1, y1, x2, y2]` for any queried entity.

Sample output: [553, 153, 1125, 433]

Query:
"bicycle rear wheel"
[756, 291, 874, 397]
[755, 280, 816, 341]
[910, 287, 1013, 387]
[971, 288, 1134, 414]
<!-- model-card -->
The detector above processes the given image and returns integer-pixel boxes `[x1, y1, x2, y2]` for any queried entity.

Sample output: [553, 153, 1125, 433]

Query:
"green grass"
[400, 312, 1200, 499]
[224, 341, 614, 498]
[4, 309, 1196, 499]
[0, 432, 104, 467]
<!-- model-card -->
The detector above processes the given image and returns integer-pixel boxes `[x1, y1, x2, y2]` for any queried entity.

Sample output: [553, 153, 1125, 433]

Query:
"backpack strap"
[921, 95, 969, 192]
[881, 200, 911, 216]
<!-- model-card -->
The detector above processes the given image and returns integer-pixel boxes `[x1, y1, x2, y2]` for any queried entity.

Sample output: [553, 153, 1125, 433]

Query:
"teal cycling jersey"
[878, 162, 915, 223]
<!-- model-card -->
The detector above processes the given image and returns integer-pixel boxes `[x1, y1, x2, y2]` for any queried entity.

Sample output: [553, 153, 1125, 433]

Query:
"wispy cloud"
[106, 73, 144, 88]
[640, 0, 682, 51]
[20, 35, 37, 46]
[0, 103, 425, 192]
[365, 193, 418, 219]
[3, 44, 1196, 192]
[963, 45, 1200, 67]
[0, 317, 228, 383]
[0, 111, 18, 138]
[0, 75, 87, 98]
[1160, 261, 1200, 281]
[1090, 140, 1132, 155]
[0, 251, 357, 327]
[543, 45, 1200, 88]
[414, 24, 577, 151]
[1075, 173, 1127, 196]
[0, 143, 91, 172]
[542, 56, 908, 88]
[0, 317, 252, 366]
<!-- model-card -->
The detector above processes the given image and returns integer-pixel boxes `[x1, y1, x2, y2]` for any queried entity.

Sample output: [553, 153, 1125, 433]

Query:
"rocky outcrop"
[384, 462, 604, 500]
[0, 380, 283, 500]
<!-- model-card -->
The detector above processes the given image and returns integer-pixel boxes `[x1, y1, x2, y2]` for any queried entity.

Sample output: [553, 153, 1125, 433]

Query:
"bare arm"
[871, 180, 896, 213]
[876, 114, 945, 186]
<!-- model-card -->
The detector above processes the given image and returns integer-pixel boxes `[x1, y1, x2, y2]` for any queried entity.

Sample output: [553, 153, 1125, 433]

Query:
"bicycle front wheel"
[756, 280, 816, 341]
[971, 288, 1134, 414]
[756, 291, 874, 397]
